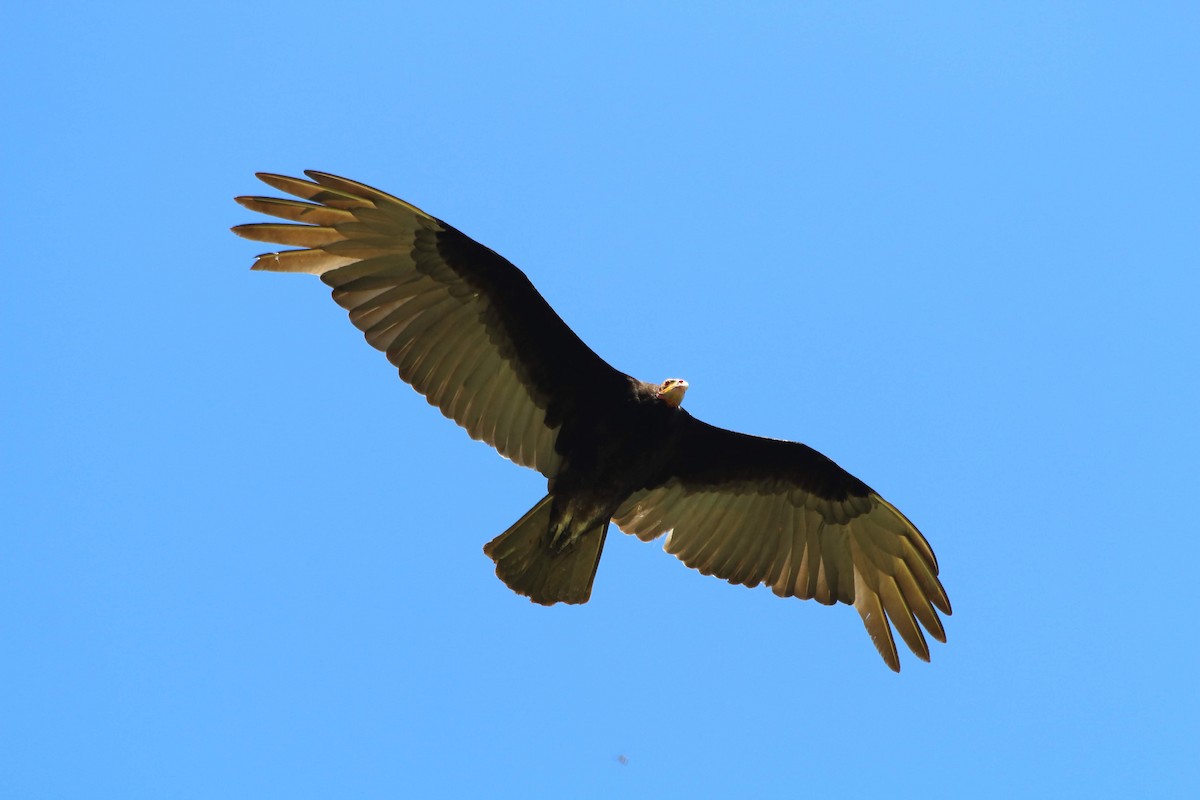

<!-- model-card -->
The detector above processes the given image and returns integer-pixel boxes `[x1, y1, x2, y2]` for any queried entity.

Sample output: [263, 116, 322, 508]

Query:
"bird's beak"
[661, 380, 688, 408]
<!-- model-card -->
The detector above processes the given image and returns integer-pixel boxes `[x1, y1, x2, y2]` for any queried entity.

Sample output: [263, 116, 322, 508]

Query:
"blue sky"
[3, 2, 1197, 797]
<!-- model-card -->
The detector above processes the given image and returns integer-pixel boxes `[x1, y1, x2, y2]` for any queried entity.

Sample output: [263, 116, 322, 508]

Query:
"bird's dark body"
[234, 171, 952, 671]
[546, 379, 683, 550]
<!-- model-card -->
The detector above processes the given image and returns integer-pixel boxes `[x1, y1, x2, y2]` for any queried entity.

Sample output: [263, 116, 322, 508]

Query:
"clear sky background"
[3, 2, 1197, 797]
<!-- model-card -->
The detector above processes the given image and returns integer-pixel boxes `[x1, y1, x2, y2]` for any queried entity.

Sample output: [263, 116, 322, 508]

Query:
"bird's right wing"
[234, 171, 629, 476]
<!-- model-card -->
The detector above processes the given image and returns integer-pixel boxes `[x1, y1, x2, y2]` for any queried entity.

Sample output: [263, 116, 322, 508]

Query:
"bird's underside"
[234, 170, 952, 671]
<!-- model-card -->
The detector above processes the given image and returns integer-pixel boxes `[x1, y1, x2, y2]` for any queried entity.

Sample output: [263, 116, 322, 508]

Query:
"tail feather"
[483, 495, 607, 605]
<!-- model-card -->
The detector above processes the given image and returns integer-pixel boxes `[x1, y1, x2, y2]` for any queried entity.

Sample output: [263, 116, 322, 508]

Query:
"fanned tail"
[483, 495, 607, 605]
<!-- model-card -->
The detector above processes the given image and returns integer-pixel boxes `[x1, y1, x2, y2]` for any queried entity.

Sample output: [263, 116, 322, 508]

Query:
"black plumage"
[234, 171, 951, 670]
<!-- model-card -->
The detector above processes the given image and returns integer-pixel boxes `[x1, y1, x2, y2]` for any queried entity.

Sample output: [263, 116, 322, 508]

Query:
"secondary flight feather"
[233, 171, 951, 671]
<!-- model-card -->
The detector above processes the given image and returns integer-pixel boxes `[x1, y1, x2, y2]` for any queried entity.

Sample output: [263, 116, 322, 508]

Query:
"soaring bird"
[234, 171, 951, 671]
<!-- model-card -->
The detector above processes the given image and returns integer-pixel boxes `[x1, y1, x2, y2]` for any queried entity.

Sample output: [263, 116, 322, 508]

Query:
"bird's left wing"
[234, 171, 630, 477]
[613, 414, 951, 671]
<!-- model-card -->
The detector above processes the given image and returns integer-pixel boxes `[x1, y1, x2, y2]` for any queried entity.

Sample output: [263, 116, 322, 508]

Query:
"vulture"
[233, 171, 951, 671]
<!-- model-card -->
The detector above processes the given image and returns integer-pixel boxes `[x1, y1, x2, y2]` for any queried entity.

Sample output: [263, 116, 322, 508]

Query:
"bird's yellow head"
[658, 378, 689, 408]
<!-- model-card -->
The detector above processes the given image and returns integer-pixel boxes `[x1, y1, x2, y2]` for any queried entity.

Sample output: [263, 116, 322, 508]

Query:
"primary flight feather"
[233, 171, 951, 671]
